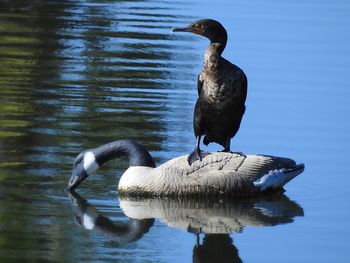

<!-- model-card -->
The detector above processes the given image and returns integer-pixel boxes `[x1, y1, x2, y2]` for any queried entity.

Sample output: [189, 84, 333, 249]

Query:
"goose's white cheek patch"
[83, 151, 100, 175]
[83, 213, 96, 230]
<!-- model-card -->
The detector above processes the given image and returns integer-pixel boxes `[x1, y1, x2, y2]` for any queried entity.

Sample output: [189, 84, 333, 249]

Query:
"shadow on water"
[69, 191, 303, 262]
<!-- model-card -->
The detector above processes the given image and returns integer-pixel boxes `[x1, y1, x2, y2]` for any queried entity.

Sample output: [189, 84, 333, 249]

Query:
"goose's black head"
[172, 19, 227, 47]
[67, 150, 100, 191]
[67, 140, 156, 191]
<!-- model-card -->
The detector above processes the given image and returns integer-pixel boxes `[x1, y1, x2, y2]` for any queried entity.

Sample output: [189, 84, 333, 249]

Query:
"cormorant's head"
[67, 150, 100, 191]
[172, 19, 227, 45]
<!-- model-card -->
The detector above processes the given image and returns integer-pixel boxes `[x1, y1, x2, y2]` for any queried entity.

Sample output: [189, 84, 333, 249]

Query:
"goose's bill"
[67, 168, 88, 191]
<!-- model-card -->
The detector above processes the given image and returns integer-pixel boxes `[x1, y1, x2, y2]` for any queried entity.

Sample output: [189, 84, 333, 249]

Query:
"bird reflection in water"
[68, 192, 303, 262]
[193, 234, 241, 263]
[68, 191, 154, 243]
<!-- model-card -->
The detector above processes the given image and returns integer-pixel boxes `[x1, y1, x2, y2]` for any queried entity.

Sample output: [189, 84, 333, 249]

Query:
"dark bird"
[172, 19, 247, 165]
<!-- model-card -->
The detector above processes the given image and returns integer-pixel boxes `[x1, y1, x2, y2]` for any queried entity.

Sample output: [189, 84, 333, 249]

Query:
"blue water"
[0, 0, 350, 262]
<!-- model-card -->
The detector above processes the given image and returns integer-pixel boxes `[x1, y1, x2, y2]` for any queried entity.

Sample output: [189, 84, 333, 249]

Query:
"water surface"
[1, 0, 350, 262]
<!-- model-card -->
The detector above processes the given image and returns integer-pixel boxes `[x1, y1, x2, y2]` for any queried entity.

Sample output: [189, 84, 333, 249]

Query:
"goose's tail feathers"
[253, 163, 305, 192]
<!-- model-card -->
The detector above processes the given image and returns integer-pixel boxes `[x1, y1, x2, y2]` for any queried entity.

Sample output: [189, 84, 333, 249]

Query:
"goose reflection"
[68, 191, 154, 243]
[68, 192, 303, 262]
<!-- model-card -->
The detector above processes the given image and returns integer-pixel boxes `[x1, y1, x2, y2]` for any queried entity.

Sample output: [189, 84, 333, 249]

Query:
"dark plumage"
[172, 19, 247, 165]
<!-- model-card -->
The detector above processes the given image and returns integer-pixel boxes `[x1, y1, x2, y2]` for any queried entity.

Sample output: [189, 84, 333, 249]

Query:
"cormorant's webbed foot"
[220, 149, 245, 157]
[232, 151, 245, 157]
[187, 148, 209, 165]
[187, 148, 201, 165]
[221, 139, 232, 153]
[220, 147, 231, 153]
[219, 147, 245, 157]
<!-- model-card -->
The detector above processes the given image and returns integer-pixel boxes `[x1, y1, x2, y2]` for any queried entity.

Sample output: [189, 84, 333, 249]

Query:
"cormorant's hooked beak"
[172, 26, 192, 32]
[67, 166, 88, 191]
[171, 26, 204, 35]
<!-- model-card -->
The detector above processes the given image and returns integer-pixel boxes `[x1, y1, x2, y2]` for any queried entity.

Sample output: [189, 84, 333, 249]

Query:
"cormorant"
[172, 19, 247, 165]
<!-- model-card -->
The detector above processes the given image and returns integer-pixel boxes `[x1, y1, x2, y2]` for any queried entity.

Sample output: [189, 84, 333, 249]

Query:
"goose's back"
[148, 152, 296, 197]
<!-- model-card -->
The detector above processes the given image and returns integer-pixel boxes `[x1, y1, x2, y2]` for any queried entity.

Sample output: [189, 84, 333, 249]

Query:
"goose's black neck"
[92, 140, 156, 168]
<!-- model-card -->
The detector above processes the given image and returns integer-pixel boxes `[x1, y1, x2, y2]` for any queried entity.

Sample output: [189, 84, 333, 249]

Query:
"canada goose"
[67, 139, 304, 197]
[172, 19, 247, 165]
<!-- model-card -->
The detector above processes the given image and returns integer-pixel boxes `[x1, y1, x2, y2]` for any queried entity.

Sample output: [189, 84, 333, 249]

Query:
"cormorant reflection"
[68, 192, 303, 262]
[193, 234, 242, 263]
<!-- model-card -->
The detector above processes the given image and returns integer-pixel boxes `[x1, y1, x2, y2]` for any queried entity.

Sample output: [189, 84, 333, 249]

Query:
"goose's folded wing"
[150, 153, 298, 196]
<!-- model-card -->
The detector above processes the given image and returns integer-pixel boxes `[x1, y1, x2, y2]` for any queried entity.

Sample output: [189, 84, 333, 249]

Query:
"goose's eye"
[73, 157, 83, 168]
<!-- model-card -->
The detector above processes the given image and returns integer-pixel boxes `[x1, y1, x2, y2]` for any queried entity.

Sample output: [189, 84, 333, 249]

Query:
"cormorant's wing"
[240, 69, 248, 103]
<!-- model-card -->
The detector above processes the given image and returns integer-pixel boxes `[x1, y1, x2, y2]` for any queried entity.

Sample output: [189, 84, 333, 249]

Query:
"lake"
[1, 0, 349, 262]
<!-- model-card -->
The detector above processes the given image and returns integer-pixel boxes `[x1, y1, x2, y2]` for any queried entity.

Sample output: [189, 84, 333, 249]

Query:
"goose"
[67, 139, 304, 197]
[172, 19, 247, 165]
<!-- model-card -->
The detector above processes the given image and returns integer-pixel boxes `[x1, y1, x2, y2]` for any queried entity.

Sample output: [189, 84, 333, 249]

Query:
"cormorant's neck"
[210, 42, 226, 56]
[92, 140, 156, 168]
[208, 28, 227, 55]
[204, 43, 225, 71]
[205, 43, 226, 59]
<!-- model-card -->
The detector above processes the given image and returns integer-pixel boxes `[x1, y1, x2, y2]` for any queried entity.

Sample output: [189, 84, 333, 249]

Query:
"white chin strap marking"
[83, 213, 96, 230]
[83, 151, 100, 175]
